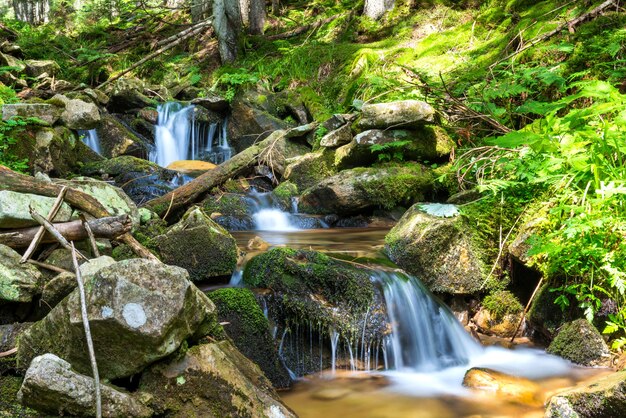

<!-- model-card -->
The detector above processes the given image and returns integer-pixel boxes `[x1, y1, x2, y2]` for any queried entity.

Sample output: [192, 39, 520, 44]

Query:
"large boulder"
[0, 190, 72, 228]
[547, 319, 611, 367]
[18, 353, 152, 418]
[17, 259, 219, 379]
[58, 177, 140, 227]
[356, 127, 454, 161]
[0, 244, 41, 303]
[283, 149, 337, 191]
[139, 340, 296, 418]
[96, 113, 149, 158]
[545, 371, 626, 418]
[1, 103, 62, 126]
[385, 203, 486, 295]
[24, 60, 61, 78]
[155, 207, 237, 281]
[358, 100, 436, 130]
[53, 94, 101, 130]
[243, 247, 387, 375]
[299, 165, 433, 215]
[209, 287, 292, 389]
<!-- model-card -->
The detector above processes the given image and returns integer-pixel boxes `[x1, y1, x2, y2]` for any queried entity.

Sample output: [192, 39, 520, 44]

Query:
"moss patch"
[547, 319, 611, 367]
[0, 375, 39, 418]
[482, 290, 523, 320]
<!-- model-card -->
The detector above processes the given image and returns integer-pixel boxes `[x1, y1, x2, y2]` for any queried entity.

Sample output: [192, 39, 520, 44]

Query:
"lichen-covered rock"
[155, 207, 237, 281]
[59, 177, 140, 227]
[0, 190, 72, 228]
[18, 353, 152, 418]
[284, 149, 337, 191]
[104, 77, 157, 112]
[1, 103, 62, 126]
[299, 165, 433, 215]
[0, 244, 41, 303]
[95, 113, 148, 158]
[210, 288, 292, 389]
[319, 124, 352, 148]
[17, 259, 219, 379]
[358, 100, 436, 130]
[41, 272, 76, 309]
[24, 60, 60, 77]
[463, 367, 542, 406]
[385, 204, 486, 295]
[53, 94, 101, 130]
[547, 319, 611, 367]
[140, 340, 296, 418]
[545, 371, 626, 418]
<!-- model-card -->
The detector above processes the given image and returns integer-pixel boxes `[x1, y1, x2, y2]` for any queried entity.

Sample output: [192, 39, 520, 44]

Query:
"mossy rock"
[0, 375, 39, 418]
[385, 203, 487, 295]
[139, 340, 295, 418]
[283, 150, 337, 191]
[272, 181, 299, 208]
[155, 207, 237, 281]
[299, 164, 433, 215]
[547, 319, 611, 367]
[95, 113, 148, 158]
[527, 283, 574, 340]
[209, 288, 291, 389]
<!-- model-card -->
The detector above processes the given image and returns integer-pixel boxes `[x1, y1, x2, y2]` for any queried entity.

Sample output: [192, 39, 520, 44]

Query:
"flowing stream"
[78, 129, 101, 154]
[228, 227, 605, 417]
[150, 102, 233, 167]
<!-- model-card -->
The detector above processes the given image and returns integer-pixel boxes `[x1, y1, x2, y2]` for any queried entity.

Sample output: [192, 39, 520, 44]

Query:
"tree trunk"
[143, 130, 286, 218]
[363, 0, 394, 20]
[271, 0, 279, 16]
[0, 215, 132, 248]
[246, 0, 266, 35]
[12, 0, 50, 25]
[213, 0, 243, 63]
[191, 0, 213, 23]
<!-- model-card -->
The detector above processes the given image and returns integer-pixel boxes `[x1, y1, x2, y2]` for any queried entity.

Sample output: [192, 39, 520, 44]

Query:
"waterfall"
[151, 102, 233, 167]
[248, 188, 300, 232]
[78, 129, 101, 154]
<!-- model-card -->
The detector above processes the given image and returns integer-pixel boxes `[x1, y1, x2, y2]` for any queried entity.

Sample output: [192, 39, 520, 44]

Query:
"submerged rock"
[18, 353, 152, 418]
[463, 367, 542, 406]
[547, 319, 611, 367]
[358, 100, 436, 130]
[155, 207, 237, 281]
[139, 340, 296, 418]
[209, 287, 292, 389]
[0, 190, 72, 228]
[17, 259, 218, 379]
[0, 244, 41, 304]
[299, 165, 433, 215]
[385, 203, 486, 295]
[545, 370, 626, 418]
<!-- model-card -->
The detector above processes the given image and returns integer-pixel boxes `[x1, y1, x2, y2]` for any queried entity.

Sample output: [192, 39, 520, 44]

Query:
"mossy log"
[0, 166, 156, 260]
[0, 215, 131, 248]
[143, 130, 286, 219]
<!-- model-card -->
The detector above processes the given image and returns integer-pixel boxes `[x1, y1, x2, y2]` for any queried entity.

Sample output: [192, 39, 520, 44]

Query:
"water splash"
[248, 188, 300, 232]
[78, 129, 101, 154]
[151, 102, 233, 167]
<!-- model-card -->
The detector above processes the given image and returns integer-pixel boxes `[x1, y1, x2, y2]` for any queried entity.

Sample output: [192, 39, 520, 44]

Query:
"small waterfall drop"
[151, 102, 233, 167]
[78, 129, 101, 154]
[248, 188, 300, 232]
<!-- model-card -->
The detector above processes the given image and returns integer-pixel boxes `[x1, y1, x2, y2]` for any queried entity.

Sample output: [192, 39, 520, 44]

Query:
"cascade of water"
[248, 188, 300, 232]
[374, 270, 482, 372]
[78, 129, 101, 154]
[330, 329, 340, 374]
[152, 102, 233, 167]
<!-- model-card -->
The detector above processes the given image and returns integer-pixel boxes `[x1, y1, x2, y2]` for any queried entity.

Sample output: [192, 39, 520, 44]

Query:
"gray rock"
[140, 341, 296, 418]
[385, 204, 486, 294]
[79, 256, 116, 281]
[547, 319, 611, 367]
[299, 166, 433, 215]
[358, 100, 436, 129]
[104, 77, 156, 112]
[53, 94, 101, 130]
[95, 113, 148, 158]
[353, 127, 454, 161]
[0, 52, 25, 72]
[0, 244, 41, 303]
[18, 353, 152, 418]
[24, 60, 61, 77]
[41, 272, 76, 309]
[545, 370, 626, 418]
[0, 190, 73, 228]
[17, 259, 218, 379]
[191, 93, 229, 111]
[320, 123, 352, 148]
[1, 103, 62, 126]
[155, 207, 237, 281]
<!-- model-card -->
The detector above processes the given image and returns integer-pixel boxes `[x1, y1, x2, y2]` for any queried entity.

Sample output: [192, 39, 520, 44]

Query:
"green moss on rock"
[482, 290, 523, 320]
[547, 319, 611, 367]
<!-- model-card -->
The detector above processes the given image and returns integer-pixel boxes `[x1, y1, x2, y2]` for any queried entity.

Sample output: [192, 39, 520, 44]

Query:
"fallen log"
[143, 130, 287, 219]
[0, 215, 131, 248]
[0, 167, 157, 260]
